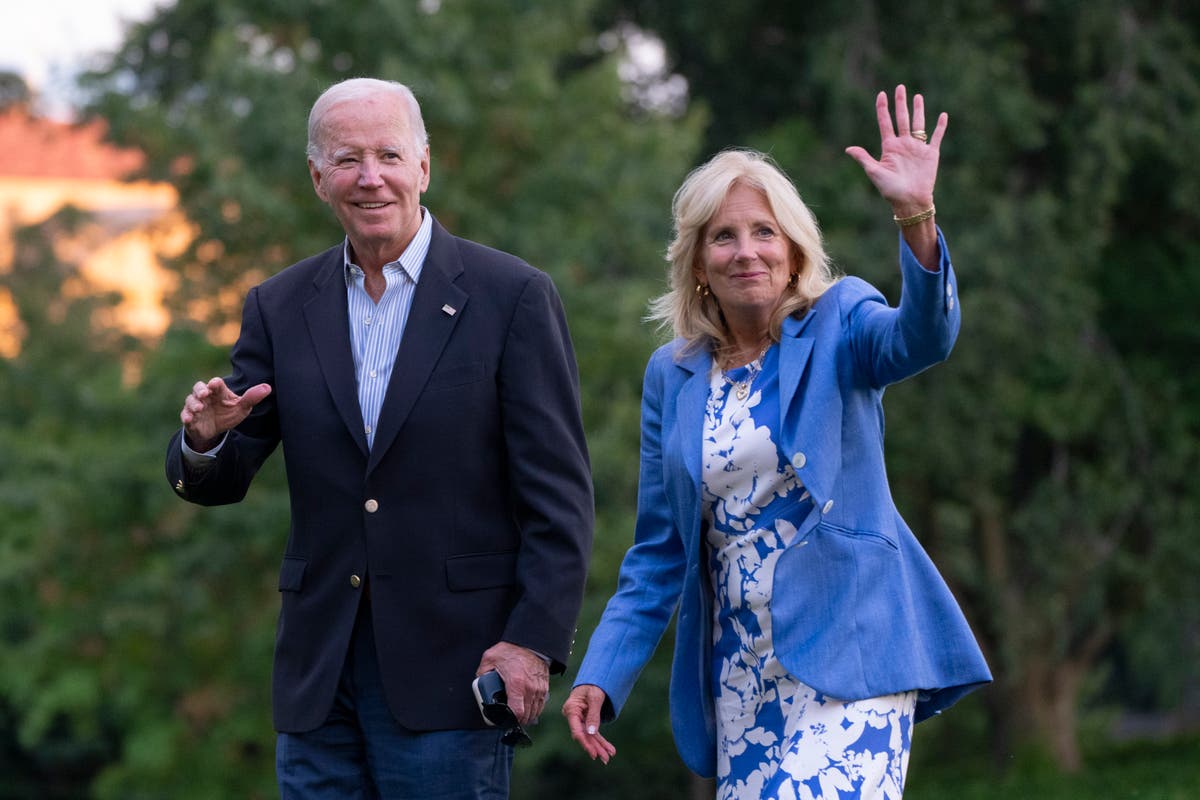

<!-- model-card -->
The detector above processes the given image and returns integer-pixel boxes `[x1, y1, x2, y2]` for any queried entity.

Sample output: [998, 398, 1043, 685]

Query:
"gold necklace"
[721, 344, 769, 402]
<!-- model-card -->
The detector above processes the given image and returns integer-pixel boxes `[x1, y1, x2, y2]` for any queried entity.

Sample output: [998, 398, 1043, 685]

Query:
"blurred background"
[1, 1, 1198, 797]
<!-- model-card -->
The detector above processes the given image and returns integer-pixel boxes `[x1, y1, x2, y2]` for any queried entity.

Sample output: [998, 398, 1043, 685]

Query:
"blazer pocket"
[278, 556, 307, 592]
[445, 551, 518, 591]
[425, 360, 487, 391]
[819, 522, 899, 552]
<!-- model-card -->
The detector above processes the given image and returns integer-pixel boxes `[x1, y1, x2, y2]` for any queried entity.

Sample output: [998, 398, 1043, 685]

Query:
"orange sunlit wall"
[0, 107, 191, 358]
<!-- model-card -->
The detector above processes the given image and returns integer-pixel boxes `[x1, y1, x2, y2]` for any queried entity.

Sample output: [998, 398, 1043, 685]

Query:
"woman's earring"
[787, 272, 799, 287]
[696, 283, 711, 298]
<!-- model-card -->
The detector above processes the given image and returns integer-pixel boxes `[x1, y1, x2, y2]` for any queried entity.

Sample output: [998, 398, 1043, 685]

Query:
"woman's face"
[694, 182, 795, 329]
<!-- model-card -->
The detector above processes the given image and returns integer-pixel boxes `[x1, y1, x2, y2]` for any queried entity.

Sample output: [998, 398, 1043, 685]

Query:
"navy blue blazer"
[167, 216, 594, 733]
[574, 232, 990, 777]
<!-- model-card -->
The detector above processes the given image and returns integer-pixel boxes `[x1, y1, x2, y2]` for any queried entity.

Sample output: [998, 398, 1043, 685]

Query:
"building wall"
[0, 155, 191, 357]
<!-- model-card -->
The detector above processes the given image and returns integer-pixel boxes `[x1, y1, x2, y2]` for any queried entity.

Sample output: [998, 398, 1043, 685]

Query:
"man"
[166, 78, 594, 799]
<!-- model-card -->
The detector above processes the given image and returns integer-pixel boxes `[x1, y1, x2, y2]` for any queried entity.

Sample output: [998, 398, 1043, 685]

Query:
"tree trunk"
[1047, 662, 1084, 772]
[975, 497, 1017, 767]
[1014, 654, 1087, 773]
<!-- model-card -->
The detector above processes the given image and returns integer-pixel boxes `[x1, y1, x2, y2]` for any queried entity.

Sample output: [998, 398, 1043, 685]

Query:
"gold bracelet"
[893, 205, 936, 228]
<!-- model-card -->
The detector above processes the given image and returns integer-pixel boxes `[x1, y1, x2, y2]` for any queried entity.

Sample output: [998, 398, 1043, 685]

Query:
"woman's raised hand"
[845, 84, 946, 218]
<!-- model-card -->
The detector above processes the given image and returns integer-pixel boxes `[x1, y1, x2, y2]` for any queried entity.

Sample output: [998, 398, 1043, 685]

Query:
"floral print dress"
[702, 344, 916, 800]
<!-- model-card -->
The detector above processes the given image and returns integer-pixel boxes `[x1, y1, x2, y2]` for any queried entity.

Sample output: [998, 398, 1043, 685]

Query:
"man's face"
[308, 92, 430, 267]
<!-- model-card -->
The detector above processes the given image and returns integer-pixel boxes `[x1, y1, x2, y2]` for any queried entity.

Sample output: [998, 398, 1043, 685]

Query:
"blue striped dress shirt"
[343, 209, 433, 450]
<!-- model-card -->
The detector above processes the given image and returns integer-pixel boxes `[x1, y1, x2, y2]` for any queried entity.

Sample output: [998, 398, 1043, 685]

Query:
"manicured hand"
[844, 84, 946, 217]
[562, 684, 617, 763]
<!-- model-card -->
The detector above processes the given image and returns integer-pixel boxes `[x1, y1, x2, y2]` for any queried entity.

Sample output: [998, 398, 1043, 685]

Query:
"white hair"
[306, 78, 428, 162]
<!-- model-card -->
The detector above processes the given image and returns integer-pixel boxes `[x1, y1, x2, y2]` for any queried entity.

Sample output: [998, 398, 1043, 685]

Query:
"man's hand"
[180, 377, 272, 451]
[476, 642, 549, 726]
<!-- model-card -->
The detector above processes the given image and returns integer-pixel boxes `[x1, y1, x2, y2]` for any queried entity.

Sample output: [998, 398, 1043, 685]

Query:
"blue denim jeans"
[276, 598, 513, 799]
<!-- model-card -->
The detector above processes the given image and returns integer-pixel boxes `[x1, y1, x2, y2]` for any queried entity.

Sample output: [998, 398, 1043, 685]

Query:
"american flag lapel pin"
[441, 304, 457, 316]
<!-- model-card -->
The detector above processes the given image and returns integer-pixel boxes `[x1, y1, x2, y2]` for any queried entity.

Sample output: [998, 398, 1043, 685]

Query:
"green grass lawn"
[906, 735, 1200, 800]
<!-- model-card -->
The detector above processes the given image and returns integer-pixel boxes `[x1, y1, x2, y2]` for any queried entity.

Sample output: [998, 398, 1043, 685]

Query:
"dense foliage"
[601, 0, 1200, 771]
[1, 1, 1197, 797]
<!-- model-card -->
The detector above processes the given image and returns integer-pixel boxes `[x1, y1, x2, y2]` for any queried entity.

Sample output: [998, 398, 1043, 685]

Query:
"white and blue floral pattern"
[702, 345, 916, 800]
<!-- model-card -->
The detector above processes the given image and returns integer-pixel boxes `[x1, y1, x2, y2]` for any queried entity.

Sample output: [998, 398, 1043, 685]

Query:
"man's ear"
[308, 159, 328, 203]
[418, 145, 431, 193]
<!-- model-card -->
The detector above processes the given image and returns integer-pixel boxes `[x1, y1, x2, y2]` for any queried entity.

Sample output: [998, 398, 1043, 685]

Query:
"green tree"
[5, 0, 706, 797]
[10, 0, 1196, 795]
[0, 71, 32, 110]
[0, 209, 289, 798]
[602, 0, 1200, 773]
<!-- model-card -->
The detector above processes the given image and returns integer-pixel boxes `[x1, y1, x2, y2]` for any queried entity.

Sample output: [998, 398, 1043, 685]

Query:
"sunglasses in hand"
[471, 670, 533, 748]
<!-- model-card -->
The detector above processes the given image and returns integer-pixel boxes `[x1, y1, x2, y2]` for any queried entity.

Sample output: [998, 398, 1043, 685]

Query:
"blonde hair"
[648, 148, 838, 356]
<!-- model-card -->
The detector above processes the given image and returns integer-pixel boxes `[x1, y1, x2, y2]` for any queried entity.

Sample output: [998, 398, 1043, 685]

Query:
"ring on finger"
[911, 129, 928, 142]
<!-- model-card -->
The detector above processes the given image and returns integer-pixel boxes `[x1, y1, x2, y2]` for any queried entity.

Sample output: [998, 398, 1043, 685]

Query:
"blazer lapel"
[303, 248, 369, 457]
[779, 311, 816, 430]
[674, 347, 711, 505]
[779, 302, 838, 514]
[367, 219, 468, 473]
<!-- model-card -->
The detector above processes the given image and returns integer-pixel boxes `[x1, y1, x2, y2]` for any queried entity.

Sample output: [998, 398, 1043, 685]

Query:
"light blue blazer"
[574, 232, 992, 777]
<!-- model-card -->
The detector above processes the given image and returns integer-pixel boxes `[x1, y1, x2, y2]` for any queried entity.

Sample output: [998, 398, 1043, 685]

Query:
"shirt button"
[822, 500, 834, 514]
[365, 425, 372, 435]
[364, 316, 372, 325]
[350, 574, 362, 588]
[791, 452, 807, 469]
[369, 369, 377, 378]
[364, 499, 379, 513]
[948, 297, 956, 310]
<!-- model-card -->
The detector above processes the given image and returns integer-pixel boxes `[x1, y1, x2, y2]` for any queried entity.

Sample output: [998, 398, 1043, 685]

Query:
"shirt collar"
[343, 207, 433, 286]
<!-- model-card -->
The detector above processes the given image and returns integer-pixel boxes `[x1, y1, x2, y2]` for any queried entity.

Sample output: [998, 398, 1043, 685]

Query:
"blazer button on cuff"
[364, 499, 379, 513]
[822, 500, 834, 514]
[350, 574, 361, 588]
[791, 452, 806, 469]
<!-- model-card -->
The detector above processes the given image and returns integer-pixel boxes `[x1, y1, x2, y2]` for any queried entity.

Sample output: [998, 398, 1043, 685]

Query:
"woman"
[562, 86, 991, 799]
